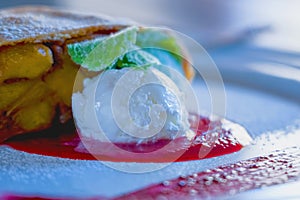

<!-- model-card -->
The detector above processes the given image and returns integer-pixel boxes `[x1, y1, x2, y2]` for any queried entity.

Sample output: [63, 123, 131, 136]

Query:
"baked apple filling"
[0, 40, 89, 141]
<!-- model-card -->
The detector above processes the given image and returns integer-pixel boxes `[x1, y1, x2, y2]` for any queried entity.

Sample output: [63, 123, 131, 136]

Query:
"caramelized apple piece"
[0, 44, 53, 83]
[5, 81, 56, 113]
[44, 53, 78, 106]
[0, 80, 35, 110]
[0, 80, 57, 134]
[0, 81, 58, 140]
[13, 99, 56, 131]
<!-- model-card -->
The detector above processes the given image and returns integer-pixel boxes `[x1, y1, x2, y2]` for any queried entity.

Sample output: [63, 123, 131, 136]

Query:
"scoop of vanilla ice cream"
[72, 67, 192, 143]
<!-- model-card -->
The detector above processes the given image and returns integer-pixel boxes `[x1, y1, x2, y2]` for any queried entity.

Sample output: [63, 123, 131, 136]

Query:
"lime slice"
[136, 28, 183, 62]
[67, 37, 105, 66]
[67, 26, 138, 71]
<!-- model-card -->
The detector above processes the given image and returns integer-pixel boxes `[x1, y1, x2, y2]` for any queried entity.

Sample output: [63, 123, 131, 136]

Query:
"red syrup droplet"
[2, 114, 251, 162]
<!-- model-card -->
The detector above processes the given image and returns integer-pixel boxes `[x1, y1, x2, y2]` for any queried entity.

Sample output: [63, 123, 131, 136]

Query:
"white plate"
[0, 66, 299, 199]
[1, 38, 300, 198]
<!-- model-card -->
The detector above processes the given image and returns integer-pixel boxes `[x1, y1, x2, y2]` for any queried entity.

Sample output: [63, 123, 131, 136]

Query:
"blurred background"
[1, 0, 300, 51]
[1, 0, 299, 103]
[66, 0, 300, 53]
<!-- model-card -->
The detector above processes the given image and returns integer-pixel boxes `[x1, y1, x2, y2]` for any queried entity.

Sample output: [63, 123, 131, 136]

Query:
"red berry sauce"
[2, 114, 250, 162]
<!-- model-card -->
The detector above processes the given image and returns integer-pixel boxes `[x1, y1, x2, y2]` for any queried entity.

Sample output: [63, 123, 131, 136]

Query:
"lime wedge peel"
[67, 26, 184, 72]
[136, 28, 183, 63]
[67, 37, 106, 66]
[68, 26, 138, 71]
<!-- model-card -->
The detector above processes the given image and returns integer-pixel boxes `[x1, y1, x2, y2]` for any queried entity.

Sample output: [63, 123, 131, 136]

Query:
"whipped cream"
[72, 67, 192, 143]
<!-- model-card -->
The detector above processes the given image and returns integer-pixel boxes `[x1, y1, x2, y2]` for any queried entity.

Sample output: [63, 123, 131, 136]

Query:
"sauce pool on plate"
[2, 114, 251, 162]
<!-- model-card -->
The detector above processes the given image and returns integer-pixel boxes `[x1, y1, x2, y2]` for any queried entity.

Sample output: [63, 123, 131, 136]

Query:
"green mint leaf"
[110, 49, 160, 70]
